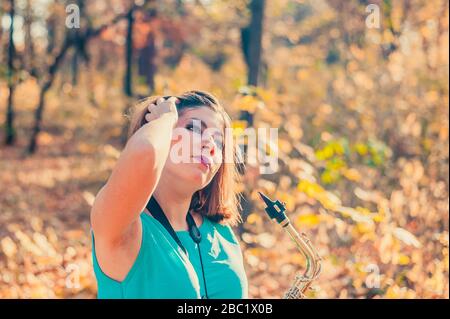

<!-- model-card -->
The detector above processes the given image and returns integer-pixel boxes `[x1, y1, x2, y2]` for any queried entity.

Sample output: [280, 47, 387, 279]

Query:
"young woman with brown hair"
[90, 90, 248, 299]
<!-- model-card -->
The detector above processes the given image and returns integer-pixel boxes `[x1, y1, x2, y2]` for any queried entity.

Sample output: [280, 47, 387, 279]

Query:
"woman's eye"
[215, 139, 224, 150]
[185, 124, 201, 134]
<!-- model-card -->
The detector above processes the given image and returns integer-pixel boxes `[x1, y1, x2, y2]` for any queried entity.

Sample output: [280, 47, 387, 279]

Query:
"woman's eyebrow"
[189, 117, 224, 133]
[189, 117, 224, 139]
[188, 117, 207, 130]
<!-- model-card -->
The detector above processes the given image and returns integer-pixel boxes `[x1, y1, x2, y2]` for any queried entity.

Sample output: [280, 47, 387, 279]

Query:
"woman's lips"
[192, 156, 211, 171]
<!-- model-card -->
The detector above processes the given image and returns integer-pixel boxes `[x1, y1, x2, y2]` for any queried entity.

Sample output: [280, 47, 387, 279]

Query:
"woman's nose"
[202, 139, 216, 156]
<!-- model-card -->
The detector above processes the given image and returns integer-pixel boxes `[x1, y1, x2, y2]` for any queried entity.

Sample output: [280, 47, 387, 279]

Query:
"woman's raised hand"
[145, 96, 179, 125]
[91, 95, 181, 248]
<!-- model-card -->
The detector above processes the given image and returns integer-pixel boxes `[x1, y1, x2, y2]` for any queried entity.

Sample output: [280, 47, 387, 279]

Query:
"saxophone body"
[258, 192, 322, 299]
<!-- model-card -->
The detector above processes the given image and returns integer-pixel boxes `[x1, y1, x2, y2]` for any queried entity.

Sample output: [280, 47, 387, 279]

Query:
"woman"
[90, 90, 248, 299]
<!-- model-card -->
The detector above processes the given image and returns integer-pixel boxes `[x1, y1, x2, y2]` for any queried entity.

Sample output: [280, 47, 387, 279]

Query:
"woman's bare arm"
[90, 97, 178, 245]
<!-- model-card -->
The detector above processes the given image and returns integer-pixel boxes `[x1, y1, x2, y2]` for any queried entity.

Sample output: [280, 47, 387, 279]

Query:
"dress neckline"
[176, 215, 208, 234]
[143, 210, 208, 234]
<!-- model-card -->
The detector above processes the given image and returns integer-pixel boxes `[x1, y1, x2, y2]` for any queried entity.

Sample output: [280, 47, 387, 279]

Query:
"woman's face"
[164, 106, 225, 191]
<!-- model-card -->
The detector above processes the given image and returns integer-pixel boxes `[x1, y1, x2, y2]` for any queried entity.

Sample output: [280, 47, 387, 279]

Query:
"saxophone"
[258, 192, 322, 299]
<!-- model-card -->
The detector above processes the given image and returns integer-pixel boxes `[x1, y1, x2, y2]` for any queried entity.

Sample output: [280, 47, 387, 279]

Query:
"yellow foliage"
[233, 95, 259, 113]
[296, 214, 321, 228]
[231, 120, 248, 137]
[354, 143, 369, 156]
[1, 237, 17, 258]
[355, 222, 375, 234]
[341, 168, 362, 182]
[297, 179, 325, 197]
[277, 138, 292, 154]
[320, 170, 339, 184]
[315, 146, 334, 161]
[247, 213, 263, 225]
[255, 87, 274, 104]
[397, 254, 411, 266]
[277, 192, 296, 211]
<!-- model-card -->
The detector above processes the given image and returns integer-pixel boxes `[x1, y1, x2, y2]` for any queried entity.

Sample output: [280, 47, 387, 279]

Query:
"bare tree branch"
[27, 9, 134, 154]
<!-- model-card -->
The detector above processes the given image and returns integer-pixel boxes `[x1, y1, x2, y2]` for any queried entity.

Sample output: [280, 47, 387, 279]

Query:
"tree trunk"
[138, 31, 157, 93]
[120, 5, 136, 145]
[242, 0, 266, 87]
[239, 0, 266, 126]
[5, 0, 16, 146]
[28, 36, 73, 154]
[137, 0, 159, 94]
[46, 15, 56, 55]
[71, 0, 88, 87]
[24, 0, 35, 75]
[124, 6, 135, 97]
[28, 88, 48, 153]
[71, 50, 79, 86]
[237, 0, 266, 228]
[0, 9, 3, 65]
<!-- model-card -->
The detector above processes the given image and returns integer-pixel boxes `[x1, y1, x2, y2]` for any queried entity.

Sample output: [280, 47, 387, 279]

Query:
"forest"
[0, 0, 448, 298]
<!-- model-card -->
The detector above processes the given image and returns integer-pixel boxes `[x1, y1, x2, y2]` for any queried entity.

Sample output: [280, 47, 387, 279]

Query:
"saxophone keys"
[300, 232, 310, 240]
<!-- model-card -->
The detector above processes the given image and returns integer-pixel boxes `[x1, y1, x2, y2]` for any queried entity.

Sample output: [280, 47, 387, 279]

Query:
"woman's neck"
[151, 180, 194, 231]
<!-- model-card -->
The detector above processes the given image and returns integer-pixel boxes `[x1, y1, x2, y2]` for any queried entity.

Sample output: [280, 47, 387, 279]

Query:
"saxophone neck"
[284, 222, 321, 278]
[258, 191, 322, 299]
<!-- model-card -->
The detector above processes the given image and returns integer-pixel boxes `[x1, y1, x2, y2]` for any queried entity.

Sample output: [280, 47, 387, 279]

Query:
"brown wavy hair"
[127, 90, 242, 226]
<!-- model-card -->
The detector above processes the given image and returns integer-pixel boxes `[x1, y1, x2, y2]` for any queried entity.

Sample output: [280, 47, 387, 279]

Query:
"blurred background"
[0, 0, 448, 299]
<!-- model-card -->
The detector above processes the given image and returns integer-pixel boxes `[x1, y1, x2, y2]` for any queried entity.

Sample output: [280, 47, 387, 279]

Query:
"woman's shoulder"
[140, 211, 165, 233]
[205, 217, 240, 245]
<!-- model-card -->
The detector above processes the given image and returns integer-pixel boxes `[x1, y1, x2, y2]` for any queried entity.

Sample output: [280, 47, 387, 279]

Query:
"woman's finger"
[147, 104, 156, 112]
[156, 97, 166, 105]
[167, 96, 179, 104]
[145, 113, 153, 122]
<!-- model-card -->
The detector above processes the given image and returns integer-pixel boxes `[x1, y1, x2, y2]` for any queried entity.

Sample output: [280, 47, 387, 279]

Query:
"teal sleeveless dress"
[92, 212, 248, 299]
